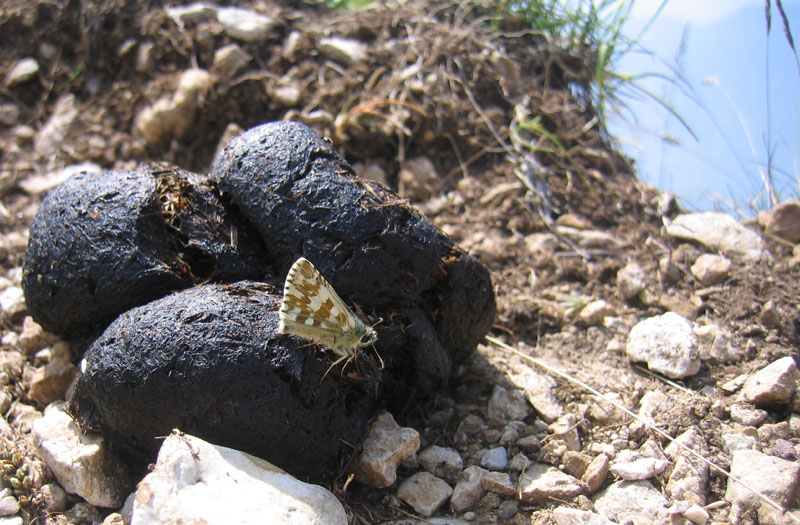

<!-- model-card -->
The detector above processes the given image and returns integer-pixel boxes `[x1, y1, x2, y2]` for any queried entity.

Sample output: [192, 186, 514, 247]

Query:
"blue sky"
[605, 0, 799, 216]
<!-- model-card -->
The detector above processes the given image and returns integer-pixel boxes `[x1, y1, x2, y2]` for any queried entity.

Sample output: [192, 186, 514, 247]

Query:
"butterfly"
[278, 257, 378, 377]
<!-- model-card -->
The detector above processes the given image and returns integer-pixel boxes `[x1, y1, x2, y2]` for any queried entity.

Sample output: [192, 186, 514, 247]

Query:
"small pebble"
[480, 447, 508, 471]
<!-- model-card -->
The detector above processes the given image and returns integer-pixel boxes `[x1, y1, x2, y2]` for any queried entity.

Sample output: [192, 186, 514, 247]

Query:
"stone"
[508, 452, 531, 472]
[617, 261, 647, 300]
[690, 254, 731, 286]
[548, 414, 581, 452]
[693, 323, 742, 363]
[0, 103, 20, 126]
[658, 255, 681, 282]
[555, 226, 623, 250]
[578, 299, 614, 326]
[273, 84, 301, 107]
[480, 447, 508, 471]
[497, 500, 518, 519]
[518, 463, 585, 503]
[729, 403, 768, 426]
[721, 426, 759, 454]
[166, 3, 217, 23]
[740, 356, 797, 406]
[0, 286, 24, 317]
[213, 44, 252, 76]
[396, 472, 452, 518]
[418, 446, 463, 484]
[609, 457, 667, 481]
[34, 94, 79, 156]
[486, 385, 529, 425]
[764, 199, 800, 243]
[587, 391, 629, 425]
[18, 162, 102, 196]
[664, 427, 709, 505]
[134, 69, 213, 146]
[626, 312, 700, 378]
[638, 390, 674, 423]
[759, 300, 782, 329]
[351, 412, 420, 488]
[668, 500, 710, 525]
[562, 451, 591, 478]
[317, 37, 367, 66]
[64, 502, 103, 523]
[31, 402, 130, 507]
[726, 449, 800, 522]
[450, 466, 487, 512]
[481, 472, 516, 496]
[582, 453, 609, 494]
[0, 489, 19, 517]
[216, 7, 274, 42]
[593, 480, 670, 524]
[27, 341, 78, 405]
[552, 507, 615, 524]
[17, 317, 59, 354]
[135, 41, 156, 73]
[666, 212, 762, 259]
[509, 369, 563, 423]
[5, 58, 39, 86]
[130, 430, 346, 524]
[39, 483, 68, 512]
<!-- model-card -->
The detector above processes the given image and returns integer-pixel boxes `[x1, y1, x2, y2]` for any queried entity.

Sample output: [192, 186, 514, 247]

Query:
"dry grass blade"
[485, 335, 796, 519]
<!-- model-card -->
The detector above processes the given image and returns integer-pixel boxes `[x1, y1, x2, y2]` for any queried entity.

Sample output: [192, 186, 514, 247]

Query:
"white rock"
[0, 286, 24, 315]
[740, 356, 797, 406]
[626, 312, 700, 378]
[131, 430, 345, 525]
[548, 413, 581, 452]
[578, 299, 614, 326]
[350, 412, 420, 488]
[166, 2, 217, 23]
[31, 402, 130, 507]
[417, 446, 463, 483]
[0, 489, 19, 517]
[216, 7, 274, 42]
[39, 483, 68, 512]
[479, 447, 508, 471]
[638, 390, 674, 423]
[0, 103, 20, 126]
[396, 472, 452, 518]
[509, 369, 563, 423]
[593, 480, 670, 524]
[134, 69, 213, 146]
[0, 517, 23, 525]
[524, 233, 561, 254]
[213, 44, 251, 76]
[664, 427, 709, 505]
[693, 323, 742, 363]
[668, 500, 710, 524]
[617, 261, 647, 300]
[666, 212, 762, 259]
[450, 466, 487, 512]
[609, 457, 667, 480]
[273, 84, 301, 107]
[690, 253, 731, 286]
[34, 94, 79, 156]
[518, 463, 584, 503]
[18, 162, 102, 195]
[729, 403, 768, 426]
[556, 226, 624, 250]
[764, 199, 800, 243]
[552, 507, 615, 524]
[725, 449, 800, 521]
[5, 58, 39, 86]
[28, 341, 78, 405]
[486, 385, 529, 425]
[318, 37, 367, 66]
[720, 373, 749, 393]
[721, 427, 758, 454]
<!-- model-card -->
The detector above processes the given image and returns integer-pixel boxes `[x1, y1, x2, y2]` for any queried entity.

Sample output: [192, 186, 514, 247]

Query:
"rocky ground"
[1, 1, 800, 524]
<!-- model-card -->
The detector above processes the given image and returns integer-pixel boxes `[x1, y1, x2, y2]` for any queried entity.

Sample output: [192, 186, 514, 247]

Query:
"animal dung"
[26, 121, 496, 482]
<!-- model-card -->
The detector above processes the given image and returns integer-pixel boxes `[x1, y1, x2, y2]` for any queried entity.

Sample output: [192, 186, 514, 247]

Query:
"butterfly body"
[279, 257, 377, 363]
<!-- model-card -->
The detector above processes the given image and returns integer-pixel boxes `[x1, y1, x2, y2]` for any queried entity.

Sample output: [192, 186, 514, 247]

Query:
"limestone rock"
[318, 37, 367, 66]
[740, 356, 797, 406]
[450, 466, 487, 512]
[130, 430, 346, 525]
[726, 449, 800, 523]
[764, 199, 800, 243]
[617, 261, 646, 300]
[518, 463, 585, 503]
[351, 412, 420, 488]
[396, 472, 452, 518]
[666, 212, 762, 259]
[216, 7, 274, 42]
[31, 402, 130, 507]
[593, 480, 670, 524]
[417, 446, 463, 484]
[626, 312, 700, 378]
[5, 58, 39, 86]
[690, 253, 731, 286]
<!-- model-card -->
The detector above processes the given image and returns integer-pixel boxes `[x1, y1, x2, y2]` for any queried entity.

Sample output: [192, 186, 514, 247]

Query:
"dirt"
[1, 1, 799, 524]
